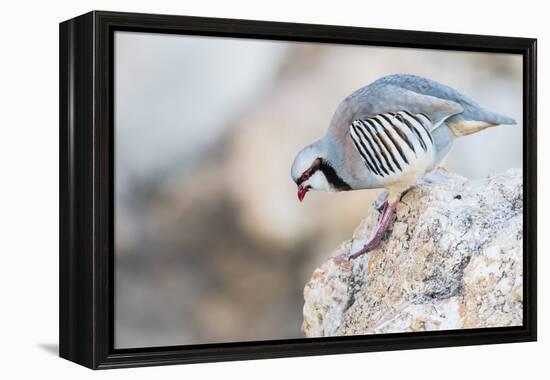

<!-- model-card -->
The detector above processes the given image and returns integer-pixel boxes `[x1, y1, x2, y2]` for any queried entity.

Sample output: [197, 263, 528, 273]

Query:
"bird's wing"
[348, 111, 437, 179]
[370, 74, 516, 127]
[349, 85, 464, 129]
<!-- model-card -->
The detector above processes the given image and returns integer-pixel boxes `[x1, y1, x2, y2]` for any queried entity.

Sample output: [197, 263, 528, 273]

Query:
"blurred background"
[114, 31, 522, 348]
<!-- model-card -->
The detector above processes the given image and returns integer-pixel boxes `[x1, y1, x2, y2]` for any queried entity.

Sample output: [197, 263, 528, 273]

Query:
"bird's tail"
[447, 108, 517, 137]
[485, 111, 517, 126]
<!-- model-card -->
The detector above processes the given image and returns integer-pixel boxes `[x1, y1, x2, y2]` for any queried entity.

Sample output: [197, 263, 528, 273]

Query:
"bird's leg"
[349, 200, 398, 260]
[373, 189, 389, 214]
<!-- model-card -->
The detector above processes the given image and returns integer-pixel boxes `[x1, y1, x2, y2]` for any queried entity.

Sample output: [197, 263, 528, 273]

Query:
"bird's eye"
[298, 165, 317, 185]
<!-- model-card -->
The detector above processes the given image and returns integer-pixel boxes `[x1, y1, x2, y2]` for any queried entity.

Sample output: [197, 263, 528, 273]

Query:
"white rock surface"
[303, 168, 523, 337]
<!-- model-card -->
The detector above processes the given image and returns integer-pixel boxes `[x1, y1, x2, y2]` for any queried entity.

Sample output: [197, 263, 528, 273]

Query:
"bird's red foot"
[348, 200, 398, 260]
[349, 236, 383, 260]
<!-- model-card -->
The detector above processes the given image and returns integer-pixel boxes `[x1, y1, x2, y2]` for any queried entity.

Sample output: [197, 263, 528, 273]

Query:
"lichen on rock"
[302, 168, 523, 337]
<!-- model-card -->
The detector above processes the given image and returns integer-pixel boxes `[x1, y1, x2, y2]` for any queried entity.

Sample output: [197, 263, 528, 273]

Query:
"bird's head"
[291, 141, 347, 202]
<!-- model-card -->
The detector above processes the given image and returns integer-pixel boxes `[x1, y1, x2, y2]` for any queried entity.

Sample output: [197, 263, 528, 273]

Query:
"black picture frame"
[59, 10, 537, 369]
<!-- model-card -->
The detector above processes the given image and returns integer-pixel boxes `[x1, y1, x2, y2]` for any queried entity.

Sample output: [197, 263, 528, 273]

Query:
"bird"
[290, 74, 516, 260]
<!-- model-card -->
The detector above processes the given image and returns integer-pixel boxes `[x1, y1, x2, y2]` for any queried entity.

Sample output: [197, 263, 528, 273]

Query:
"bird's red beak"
[297, 185, 308, 202]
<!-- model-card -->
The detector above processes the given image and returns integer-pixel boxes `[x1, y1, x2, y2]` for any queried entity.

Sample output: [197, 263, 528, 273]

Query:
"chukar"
[291, 74, 516, 259]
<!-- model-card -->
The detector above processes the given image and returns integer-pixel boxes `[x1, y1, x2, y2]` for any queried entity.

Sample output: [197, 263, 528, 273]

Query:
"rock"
[302, 168, 523, 337]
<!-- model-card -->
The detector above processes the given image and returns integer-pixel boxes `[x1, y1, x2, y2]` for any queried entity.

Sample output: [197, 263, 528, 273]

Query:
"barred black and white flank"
[290, 74, 516, 259]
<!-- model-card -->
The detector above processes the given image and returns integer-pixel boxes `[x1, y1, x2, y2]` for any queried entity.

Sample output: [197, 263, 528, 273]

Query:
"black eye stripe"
[298, 158, 351, 190]
[297, 159, 320, 185]
[318, 158, 351, 190]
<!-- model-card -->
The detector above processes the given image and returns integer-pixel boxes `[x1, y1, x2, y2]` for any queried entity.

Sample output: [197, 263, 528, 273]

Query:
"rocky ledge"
[302, 168, 523, 337]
